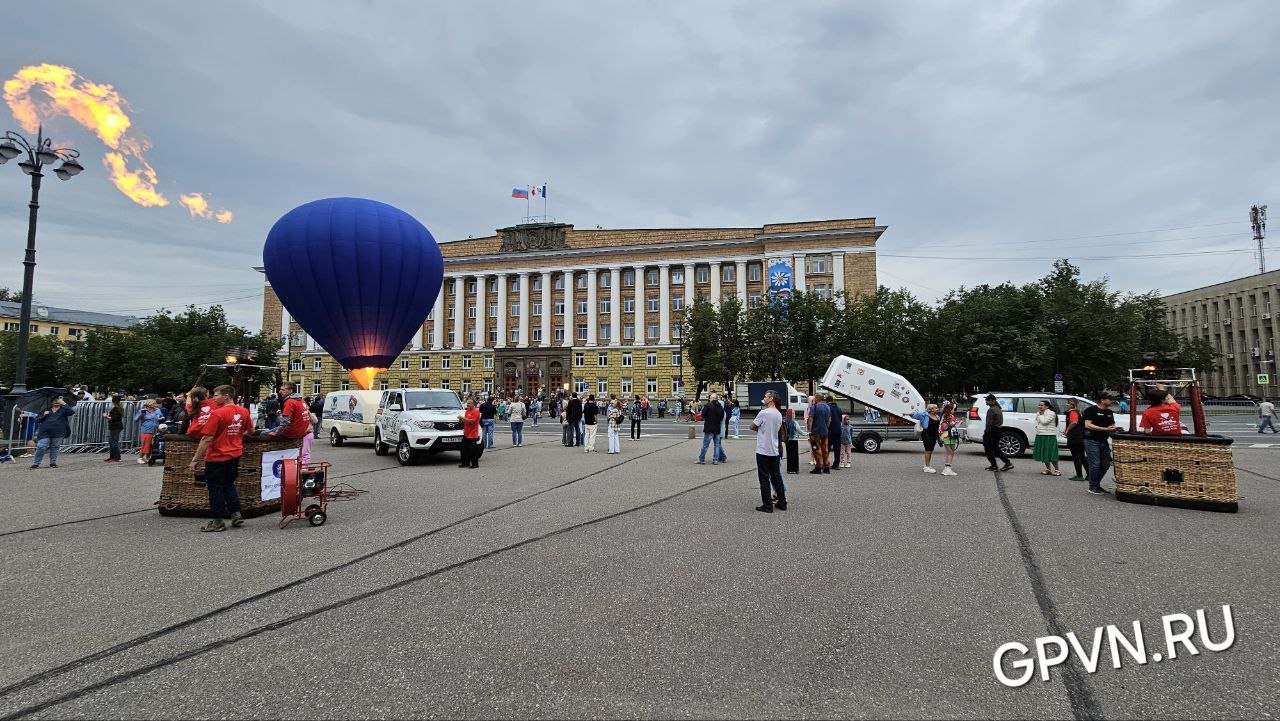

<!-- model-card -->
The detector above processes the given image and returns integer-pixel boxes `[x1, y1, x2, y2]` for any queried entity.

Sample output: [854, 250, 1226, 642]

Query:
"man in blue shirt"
[31, 397, 75, 469]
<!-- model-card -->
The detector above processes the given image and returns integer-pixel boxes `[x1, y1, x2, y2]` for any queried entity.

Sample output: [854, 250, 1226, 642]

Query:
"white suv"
[373, 388, 475, 466]
[966, 393, 1140, 458]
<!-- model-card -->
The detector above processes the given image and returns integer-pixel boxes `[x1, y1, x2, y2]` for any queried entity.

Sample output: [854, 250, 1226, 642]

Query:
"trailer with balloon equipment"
[1110, 365, 1239, 513]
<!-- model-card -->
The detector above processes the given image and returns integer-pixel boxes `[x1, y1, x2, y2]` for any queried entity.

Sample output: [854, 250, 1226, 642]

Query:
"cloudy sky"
[1, 1, 1277, 332]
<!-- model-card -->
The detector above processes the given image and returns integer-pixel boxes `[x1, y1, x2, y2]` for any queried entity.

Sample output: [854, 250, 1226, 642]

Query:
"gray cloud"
[1, 0, 1277, 333]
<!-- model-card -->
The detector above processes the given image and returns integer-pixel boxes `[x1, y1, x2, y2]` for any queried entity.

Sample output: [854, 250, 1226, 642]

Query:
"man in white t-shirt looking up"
[751, 389, 787, 513]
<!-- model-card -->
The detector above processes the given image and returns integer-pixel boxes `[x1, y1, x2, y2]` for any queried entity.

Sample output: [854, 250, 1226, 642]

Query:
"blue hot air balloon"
[262, 198, 444, 390]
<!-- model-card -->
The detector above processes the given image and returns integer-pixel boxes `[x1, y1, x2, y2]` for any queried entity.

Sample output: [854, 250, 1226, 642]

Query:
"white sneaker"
[923, 466, 937, 474]
[136, 458, 146, 464]
[941, 467, 957, 476]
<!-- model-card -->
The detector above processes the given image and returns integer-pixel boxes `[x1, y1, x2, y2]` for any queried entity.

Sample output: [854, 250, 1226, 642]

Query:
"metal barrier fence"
[4, 400, 152, 456]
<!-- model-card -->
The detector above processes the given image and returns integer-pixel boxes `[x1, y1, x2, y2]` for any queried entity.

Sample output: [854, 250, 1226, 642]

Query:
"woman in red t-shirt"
[457, 398, 481, 469]
[1139, 389, 1182, 436]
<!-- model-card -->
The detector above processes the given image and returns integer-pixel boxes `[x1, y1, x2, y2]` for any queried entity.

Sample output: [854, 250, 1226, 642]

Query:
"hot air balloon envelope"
[263, 198, 444, 389]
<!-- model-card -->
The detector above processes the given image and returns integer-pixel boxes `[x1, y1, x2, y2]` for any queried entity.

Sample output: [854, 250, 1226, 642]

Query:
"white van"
[321, 390, 382, 447]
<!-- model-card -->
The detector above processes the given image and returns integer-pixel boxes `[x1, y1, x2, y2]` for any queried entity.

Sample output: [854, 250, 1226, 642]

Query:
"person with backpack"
[261, 394, 280, 431]
[309, 394, 325, 438]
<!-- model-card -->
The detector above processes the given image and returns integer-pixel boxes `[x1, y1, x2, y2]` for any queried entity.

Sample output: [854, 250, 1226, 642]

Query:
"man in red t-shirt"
[268, 382, 313, 463]
[190, 384, 255, 532]
[457, 398, 481, 469]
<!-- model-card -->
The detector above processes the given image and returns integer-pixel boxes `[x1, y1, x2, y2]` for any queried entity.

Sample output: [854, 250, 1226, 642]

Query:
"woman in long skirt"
[1033, 400, 1061, 476]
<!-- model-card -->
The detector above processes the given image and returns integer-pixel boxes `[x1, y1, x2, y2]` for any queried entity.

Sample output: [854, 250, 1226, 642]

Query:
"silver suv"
[966, 393, 1139, 458]
[373, 388, 473, 465]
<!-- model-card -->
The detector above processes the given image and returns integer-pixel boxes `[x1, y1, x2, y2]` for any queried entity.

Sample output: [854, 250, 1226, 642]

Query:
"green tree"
[836, 286, 936, 390]
[716, 295, 748, 387]
[777, 290, 839, 393]
[682, 295, 723, 400]
[69, 305, 280, 394]
[740, 299, 788, 381]
[0, 333, 71, 389]
[0, 287, 23, 302]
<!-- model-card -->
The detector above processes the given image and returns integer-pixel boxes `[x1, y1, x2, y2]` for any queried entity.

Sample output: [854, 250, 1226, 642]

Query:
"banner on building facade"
[767, 258, 793, 299]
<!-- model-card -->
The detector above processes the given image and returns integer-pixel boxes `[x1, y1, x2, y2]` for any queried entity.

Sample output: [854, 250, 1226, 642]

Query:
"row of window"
[292, 349, 681, 373]
[1173, 291, 1275, 327]
[453, 256, 841, 295]
[461, 263, 775, 296]
[1, 323, 83, 336]
[304, 375, 681, 397]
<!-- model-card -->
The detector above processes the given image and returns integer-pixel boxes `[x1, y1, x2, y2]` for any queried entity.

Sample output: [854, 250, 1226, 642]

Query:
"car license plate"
[439, 437, 461, 444]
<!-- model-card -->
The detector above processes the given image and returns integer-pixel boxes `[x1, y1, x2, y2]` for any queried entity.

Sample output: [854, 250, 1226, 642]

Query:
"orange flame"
[3, 63, 231, 221]
[179, 193, 233, 224]
[348, 367, 382, 391]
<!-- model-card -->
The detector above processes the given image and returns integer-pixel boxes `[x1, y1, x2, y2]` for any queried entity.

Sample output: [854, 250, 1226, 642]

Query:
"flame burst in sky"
[3, 63, 231, 223]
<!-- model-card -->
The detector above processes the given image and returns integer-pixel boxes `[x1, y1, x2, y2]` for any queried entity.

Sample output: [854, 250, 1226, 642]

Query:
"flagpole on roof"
[542, 182, 547, 218]
[526, 185, 530, 220]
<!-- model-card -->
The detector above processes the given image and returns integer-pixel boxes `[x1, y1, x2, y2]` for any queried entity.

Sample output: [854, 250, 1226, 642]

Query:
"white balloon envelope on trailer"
[819, 355, 927, 420]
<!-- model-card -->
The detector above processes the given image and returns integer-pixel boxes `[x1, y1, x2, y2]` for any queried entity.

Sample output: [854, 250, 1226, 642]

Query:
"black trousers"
[461, 437, 481, 467]
[1067, 440, 1086, 477]
[630, 418, 641, 439]
[756, 453, 786, 507]
[983, 431, 1011, 466]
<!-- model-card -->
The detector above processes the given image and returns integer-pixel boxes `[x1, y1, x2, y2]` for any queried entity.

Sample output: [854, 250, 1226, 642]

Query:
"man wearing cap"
[982, 394, 1014, 472]
[30, 397, 75, 469]
[1081, 392, 1119, 495]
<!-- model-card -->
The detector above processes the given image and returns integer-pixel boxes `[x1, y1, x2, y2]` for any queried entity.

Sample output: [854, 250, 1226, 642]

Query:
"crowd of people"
[12, 376, 1201, 517]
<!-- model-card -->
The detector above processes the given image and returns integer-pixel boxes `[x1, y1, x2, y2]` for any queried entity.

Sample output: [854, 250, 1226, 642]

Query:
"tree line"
[683, 260, 1215, 400]
[0, 304, 281, 395]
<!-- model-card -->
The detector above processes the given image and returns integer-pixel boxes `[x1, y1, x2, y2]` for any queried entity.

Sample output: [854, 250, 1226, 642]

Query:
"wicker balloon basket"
[1111, 432, 1239, 513]
[155, 434, 304, 517]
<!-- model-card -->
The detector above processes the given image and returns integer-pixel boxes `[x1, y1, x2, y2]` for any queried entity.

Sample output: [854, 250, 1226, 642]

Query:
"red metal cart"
[279, 460, 332, 528]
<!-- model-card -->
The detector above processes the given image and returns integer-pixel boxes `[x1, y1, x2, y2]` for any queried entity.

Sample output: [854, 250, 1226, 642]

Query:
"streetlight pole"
[0, 126, 84, 397]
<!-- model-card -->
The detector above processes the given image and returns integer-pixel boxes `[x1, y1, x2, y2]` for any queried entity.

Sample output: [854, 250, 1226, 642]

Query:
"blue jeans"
[573, 421, 584, 446]
[531, 410, 539, 425]
[511, 421, 524, 445]
[731, 415, 740, 436]
[1259, 415, 1277, 433]
[481, 419, 495, 448]
[108, 429, 122, 460]
[32, 435, 62, 466]
[699, 432, 722, 463]
[1084, 439, 1112, 490]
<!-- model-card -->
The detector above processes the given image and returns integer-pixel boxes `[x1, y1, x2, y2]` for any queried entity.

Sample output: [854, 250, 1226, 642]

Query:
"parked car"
[373, 388, 475, 466]
[320, 390, 382, 447]
[966, 393, 1154, 458]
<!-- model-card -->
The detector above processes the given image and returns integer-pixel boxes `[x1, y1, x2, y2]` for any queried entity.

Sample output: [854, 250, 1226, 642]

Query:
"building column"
[832, 251, 846, 307]
[634, 265, 646, 345]
[793, 253, 806, 292]
[431, 286, 444, 350]
[494, 274, 508, 349]
[518, 272, 530, 348]
[563, 270, 574, 347]
[609, 267, 621, 347]
[683, 262, 695, 310]
[660, 264, 672, 345]
[710, 261, 722, 309]
[473, 274, 487, 349]
[451, 275, 465, 350]
[586, 268, 598, 347]
[278, 306, 290, 356]
[540, 271, 552, 348]
[736, 260, 747, 303]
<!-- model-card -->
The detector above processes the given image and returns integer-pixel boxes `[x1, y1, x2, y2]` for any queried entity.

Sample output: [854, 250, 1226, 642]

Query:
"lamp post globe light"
[0, 125, 84, 400]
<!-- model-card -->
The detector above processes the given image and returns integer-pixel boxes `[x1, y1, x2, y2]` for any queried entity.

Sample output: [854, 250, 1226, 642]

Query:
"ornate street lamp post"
[1, 125, 84, 397]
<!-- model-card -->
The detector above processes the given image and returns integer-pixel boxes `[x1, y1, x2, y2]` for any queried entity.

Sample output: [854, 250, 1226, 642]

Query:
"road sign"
[1054, 373, 1063, 381]
[1054, 380, 1064, 393]
[1258, 373, 1270, 385]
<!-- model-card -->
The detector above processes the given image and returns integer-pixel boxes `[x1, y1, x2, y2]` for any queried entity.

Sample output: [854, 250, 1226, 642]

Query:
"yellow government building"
[259, 217, 884, 399]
